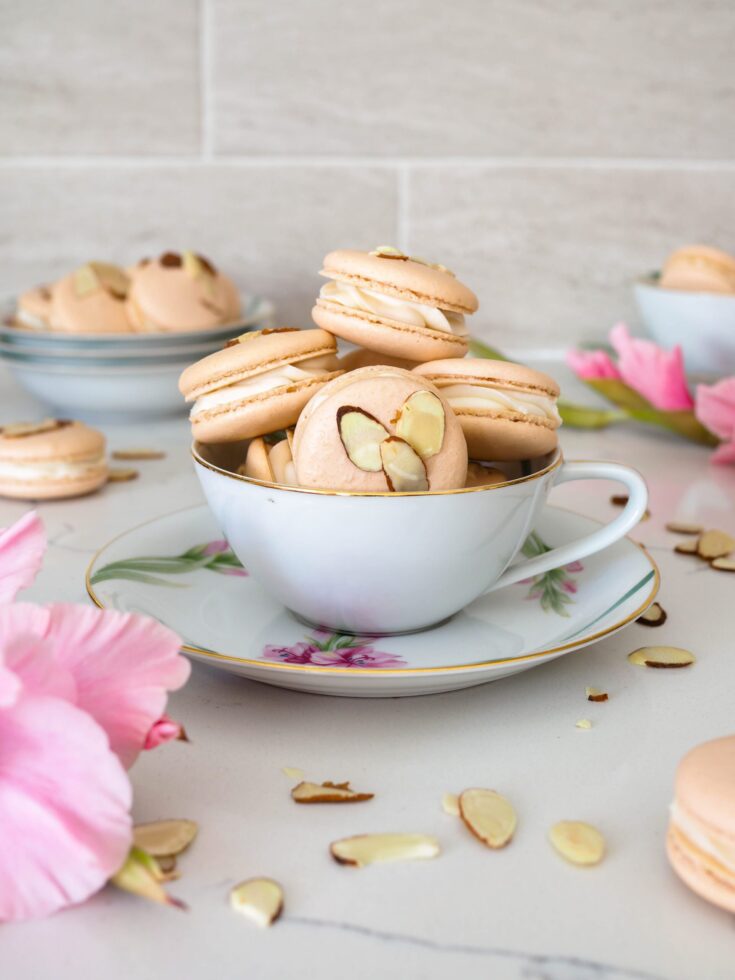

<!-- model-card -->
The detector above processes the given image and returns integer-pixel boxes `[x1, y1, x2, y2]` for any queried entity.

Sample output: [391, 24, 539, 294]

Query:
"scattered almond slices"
[282, 766, 305, 780]
[132, 819, 198, 857]
[637, 602, 667, 627]
[441, 792, 460, 817]
[697, 530, 735, 560]
[674, 538, 699, 555]
[628, 646, 695, 669]
[291, 780, 374, 804]
[112, 448, 166, 461]
[110, 846, 186, 909]
[107, 467, 139, 483]
[712, 558, 735, 572]
[610, 494, 650, 519]
[575, 719, 592, 730]
[230, 878, 283, 927]
[665, 521, 703, 535]
[458, 788, 517, 849]
[330, 833, 440, 867]
[585, 687, 608, 702]
[549, 821, 606, 866]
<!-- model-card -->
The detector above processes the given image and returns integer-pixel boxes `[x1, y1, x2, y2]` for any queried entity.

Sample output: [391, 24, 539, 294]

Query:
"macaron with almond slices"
[127, 251, 241, 333]
[0, 419, 108, 500]
[51, 262, 133, 334]
[15, 284, 53, 330]
[312, 246, 477, 362]
[292, 365, 467, 493]
[239, 431, 297, 486]
[659, 245, 735, 294]
[179, 327, 342, 443]
[413, 358, 561, 461]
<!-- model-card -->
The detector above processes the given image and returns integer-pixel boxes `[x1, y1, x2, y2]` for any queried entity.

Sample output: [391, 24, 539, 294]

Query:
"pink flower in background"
[565, 349, 621, 380]
[695, 377, 735, 465]
[0, 511, 190, 922]
[0, 511, 45, 603]
[144, 713, 187, 750]
[609, 323, 694, 411]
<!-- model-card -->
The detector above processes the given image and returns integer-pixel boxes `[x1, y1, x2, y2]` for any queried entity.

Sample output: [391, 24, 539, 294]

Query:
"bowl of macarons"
[184, 246, 648, 636]
[634, 244, 735, 378]
[3, 251, 274, 421]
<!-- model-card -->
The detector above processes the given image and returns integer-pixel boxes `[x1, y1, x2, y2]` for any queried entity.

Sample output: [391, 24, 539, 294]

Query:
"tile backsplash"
[1, 0, 734, 348]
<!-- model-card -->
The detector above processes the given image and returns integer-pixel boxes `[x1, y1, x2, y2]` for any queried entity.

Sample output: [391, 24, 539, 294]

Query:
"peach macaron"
[0, 419, 108, 500]
[312, 246, 476, 362]
[659, 245, 735, 294]
[292, 365, 467, 492]
[127, 251, 241, 332]
[51, 262, 132, 334]
[16, 284, 54, 330]
[667, 735, 735, 914]
[413, 358, 561, 461]
[179, 327, 341, 443]
[240, 432, 297, 486]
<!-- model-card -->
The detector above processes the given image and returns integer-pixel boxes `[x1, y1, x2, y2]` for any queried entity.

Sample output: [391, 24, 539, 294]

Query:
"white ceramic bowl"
[634, 278, 735, 378]
[193, 442, 648, 635]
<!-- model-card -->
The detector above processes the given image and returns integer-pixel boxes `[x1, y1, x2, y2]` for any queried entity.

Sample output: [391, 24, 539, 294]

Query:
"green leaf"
[111, 847, 185, 909]
[586, 380, 718, 446]
[467, 338, 509, 361]
[89, 568, 189, 588]
[557, 401, 626, 429]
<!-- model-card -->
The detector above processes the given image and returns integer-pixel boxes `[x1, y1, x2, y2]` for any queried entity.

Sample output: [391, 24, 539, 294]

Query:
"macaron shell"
[660, 245, 735, 294]
[413, 358, 561, 397]
[127, 260, 239, 332]
[312, 302, 468, 362]
[241, 437, 271, 481]
[18, 285, 53, 322]
[453, 412, 558, 462]
[674, 736, 735, 836]
[338, 348, 420, 373]
[51, 273, 133, 334]
[667, 827, 735, 915]
[320, 249, 478, 313]
[293, 366, 467, 492]
[0, 468, 108, 501]
[0, 420, 105, 461]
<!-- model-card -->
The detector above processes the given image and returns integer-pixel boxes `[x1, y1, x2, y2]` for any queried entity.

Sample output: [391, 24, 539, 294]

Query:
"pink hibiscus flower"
[566, 349, 621, 380]
[609, 323, 693, 411]
[0, 512, 190, 922]
[695, 377, 735, 465]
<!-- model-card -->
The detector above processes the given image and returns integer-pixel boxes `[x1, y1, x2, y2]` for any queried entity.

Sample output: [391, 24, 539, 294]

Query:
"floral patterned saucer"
[86, 505, 658, 697]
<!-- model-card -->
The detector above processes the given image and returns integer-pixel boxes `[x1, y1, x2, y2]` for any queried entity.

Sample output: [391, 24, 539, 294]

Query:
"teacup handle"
[488, 461, 648, 592]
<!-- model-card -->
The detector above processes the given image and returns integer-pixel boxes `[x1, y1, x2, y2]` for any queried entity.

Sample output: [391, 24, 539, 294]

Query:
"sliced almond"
[291, 780, 374, 804]
[330, 833, 440, 867]
[674, 538, 700, 555]
[380, 436, 428, 492]
[465, 463, 506, 488]
[585, 687, 608, 702]
[665, 521, 703, 535]
[627, 646, 695, 668]
[282, 766, 305, 780]
[73, 262, 101, 297]
[230, 878, 283, 927]
[112, 448, 166, 461]
[132, 819, 198, 857]
[182, 250, 206, 279]
[697, 530, 735, 560]
[458, 788, 517, 849]
[394, 390, 445, 459]
[441, 793, 460, 817]
[93, 262, 129, 299]
[160, 251, 182, 268]
[156, 855, 178, 877]
[369, 245, 409, 260]
[108, 467, 139, 482]
[1, 418, 64, 439]
[575, 718, 592, 730]
[337, 406, 389, 472]
[610, 495, 649, 519]
[712, 558, 735, 572]
[637, 602, 667, 627]
[549, 821, 605, 866]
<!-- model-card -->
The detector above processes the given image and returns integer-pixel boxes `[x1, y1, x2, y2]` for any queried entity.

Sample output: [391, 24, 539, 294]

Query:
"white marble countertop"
[1, 363, 734, 980]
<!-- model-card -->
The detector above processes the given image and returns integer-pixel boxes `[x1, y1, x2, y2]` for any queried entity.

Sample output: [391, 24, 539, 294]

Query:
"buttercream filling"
[16, 308, 49, 330]
[319, 280, 467, 336]
[0, 453, 106, 481]
[191, 354, 337, 418]
[440, 383, 561, 424]
[670, 802, 735, 879]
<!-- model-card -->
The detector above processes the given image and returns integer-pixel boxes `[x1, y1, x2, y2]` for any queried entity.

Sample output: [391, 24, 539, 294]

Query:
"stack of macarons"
[180, 246, 562, 493]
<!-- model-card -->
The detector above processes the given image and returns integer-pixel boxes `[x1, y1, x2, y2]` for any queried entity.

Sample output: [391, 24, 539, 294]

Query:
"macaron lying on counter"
[0, 418, 108, 500]
[312, 246, 476, 362]
[178, 327, 342, 442]
[667, 735, 735, 914]
[413, 358, 561, 461]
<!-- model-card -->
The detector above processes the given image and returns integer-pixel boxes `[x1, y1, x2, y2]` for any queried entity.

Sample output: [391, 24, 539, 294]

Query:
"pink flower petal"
[43, 605, 190, 769]
[609, 323, 694, 411]
[695, 377, 735, 443]
[566, 349, 621, 381]
[0, 512, 46, 604]
[0, 695, 132, 922]
[143, 714, 186, 750]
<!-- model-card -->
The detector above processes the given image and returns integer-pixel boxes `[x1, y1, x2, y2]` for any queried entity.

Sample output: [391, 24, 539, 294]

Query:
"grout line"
[199, 0, 214, 159]
[396, 165, 410, 251]
[1, 156, 735, 171]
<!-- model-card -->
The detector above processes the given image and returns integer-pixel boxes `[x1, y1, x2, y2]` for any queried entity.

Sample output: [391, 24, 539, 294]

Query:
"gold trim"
[85, 504, 659, 676]
[191, 443, 563, 496]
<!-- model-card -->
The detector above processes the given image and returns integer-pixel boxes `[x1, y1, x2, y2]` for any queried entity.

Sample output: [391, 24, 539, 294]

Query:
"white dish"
[634, 278, 735, 378]
[86, 504, 659, 697]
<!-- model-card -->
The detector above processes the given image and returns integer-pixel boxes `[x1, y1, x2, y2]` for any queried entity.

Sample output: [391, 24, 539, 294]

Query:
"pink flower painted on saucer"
[262, 630, 407, 669]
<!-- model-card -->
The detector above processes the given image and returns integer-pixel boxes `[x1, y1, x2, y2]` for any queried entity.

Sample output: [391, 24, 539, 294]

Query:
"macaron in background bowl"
[313, 246, 476, 362]
[0, 419, 108, 500]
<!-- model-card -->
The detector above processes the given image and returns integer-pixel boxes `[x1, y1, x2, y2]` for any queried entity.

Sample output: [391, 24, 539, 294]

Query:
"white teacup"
[193, 443, 648, 635]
